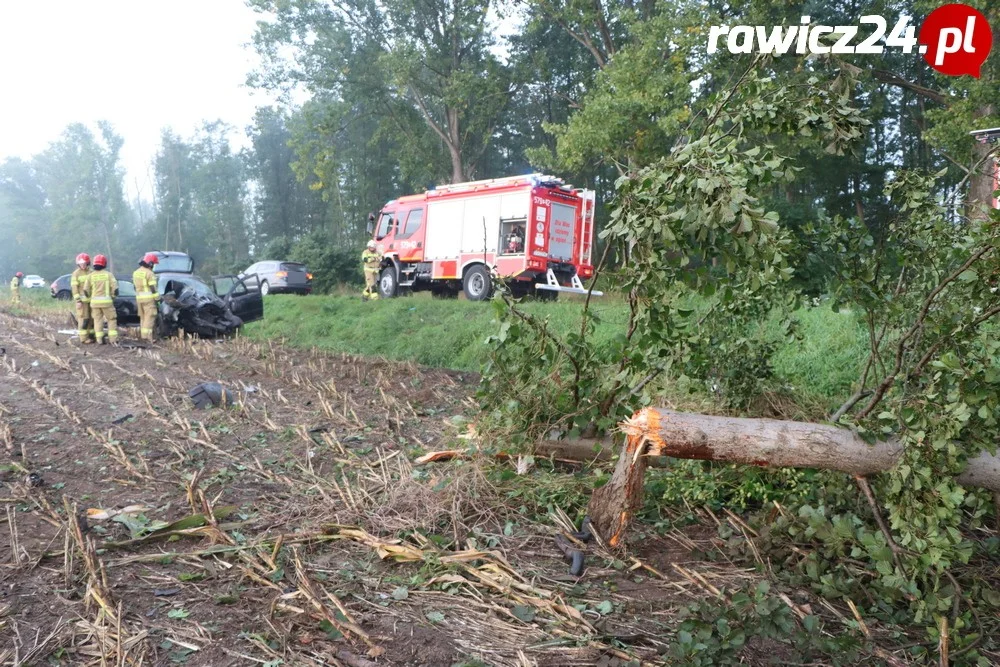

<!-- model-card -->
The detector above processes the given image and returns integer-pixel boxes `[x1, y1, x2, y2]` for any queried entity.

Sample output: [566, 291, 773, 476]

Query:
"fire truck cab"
[368, 174, 600, 301]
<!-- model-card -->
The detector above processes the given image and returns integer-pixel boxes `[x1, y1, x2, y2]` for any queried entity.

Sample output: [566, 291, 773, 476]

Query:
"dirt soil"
[0, 304, 734, 666]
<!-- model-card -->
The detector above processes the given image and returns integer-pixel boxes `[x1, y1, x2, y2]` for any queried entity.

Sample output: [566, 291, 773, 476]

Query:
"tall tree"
[33, 122, 133, 269]
[249, 0, 518, 186]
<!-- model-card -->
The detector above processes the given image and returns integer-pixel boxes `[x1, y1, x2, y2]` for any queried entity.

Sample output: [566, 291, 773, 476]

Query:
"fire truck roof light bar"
[970, 127, 1000, 142]
[428, 173, 573, 195]
[535, 269, 603, 296]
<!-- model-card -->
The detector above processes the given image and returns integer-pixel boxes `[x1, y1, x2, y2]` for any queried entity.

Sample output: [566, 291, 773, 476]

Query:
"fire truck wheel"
[463, 265, 493, 301]
[378, 267, 399, 298]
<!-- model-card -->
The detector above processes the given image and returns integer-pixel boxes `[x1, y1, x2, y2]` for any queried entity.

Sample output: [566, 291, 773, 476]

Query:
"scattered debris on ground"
[187, 382, 235, 409]
[0, 303, 797, 665]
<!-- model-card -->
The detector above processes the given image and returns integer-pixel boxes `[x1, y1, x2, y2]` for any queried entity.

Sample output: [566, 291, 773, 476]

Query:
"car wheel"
[56, 290, 72, 300]
[260, 280, 270, 296]
[378, 267, 398, 298]
[463, 265, 493, 301]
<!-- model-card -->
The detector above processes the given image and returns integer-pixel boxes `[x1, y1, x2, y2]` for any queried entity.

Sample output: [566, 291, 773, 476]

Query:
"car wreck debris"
[161, 286, 243, 338]
[188, 382, 235, 409]
[555, 516, 593, 576]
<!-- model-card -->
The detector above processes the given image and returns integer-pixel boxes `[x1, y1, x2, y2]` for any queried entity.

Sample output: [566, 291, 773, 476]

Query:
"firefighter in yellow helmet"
[84, 255, 119, 345]
[9, 272, 22, 304]
[133, 253, 160, 341]
[361, 240, 380, 301]
[72, 253, 95, 344]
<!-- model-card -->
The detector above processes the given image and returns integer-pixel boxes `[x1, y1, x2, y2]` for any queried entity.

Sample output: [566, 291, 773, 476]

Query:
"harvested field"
[0, 302, 756, 666]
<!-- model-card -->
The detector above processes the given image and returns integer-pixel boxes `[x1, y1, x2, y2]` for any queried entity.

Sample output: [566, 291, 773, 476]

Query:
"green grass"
[2, 286, 68, 312]
[771, 304, 868, 406]
[10, 282, 869, 407]
[245, 291, 868, 406]
[243, 292, 630, 371]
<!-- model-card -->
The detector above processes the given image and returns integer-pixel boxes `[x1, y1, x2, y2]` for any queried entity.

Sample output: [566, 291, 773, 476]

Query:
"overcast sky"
[0, 0, 278, 202]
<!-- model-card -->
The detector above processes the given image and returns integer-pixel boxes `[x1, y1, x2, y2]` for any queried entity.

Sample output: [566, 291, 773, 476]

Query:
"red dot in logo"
[918, 3, 993, 77]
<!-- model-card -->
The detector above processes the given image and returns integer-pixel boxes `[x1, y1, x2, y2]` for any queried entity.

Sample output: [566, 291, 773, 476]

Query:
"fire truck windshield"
[375, 213, 394, 239]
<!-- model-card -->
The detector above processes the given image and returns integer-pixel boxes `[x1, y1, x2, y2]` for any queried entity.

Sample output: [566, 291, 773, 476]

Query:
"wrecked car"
[115, 273, 263, 338]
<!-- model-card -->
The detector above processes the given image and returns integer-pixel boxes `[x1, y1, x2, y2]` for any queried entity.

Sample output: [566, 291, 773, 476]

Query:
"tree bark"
[584, 408, 1000, 547]
[968, 103, 997, 222]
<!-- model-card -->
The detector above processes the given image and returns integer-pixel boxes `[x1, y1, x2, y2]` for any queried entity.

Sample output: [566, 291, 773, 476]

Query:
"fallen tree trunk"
[582, 408, 1000, 547]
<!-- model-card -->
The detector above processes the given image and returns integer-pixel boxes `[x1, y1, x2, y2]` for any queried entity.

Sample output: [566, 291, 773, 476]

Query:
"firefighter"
[361, 240, 380, 301]
[133, 253, 160, 341]
[84, 255, 119, 345]
[71, 253, 95, 344]
[9, 272, 22, 304]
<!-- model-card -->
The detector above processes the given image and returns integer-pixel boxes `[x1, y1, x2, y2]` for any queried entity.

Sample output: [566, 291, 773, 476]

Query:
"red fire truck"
[367, 174, 602, 300]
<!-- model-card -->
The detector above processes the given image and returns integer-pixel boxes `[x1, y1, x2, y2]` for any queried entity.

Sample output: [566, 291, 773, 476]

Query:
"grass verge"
[245, 292, 867, 409]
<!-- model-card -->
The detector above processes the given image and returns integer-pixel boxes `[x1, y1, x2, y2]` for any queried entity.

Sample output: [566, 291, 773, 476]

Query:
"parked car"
[23, 274, 46, 288]
[240, 260, 312, 295]
[51, 274, 72, 299]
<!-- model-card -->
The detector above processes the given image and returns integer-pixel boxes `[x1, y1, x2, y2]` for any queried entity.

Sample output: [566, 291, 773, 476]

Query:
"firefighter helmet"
[93, 255, 108, 269]
[15, 272, 23, 278]
[366, 240, 376, 250]
[76, 253, 91, 266]
[142, 252, 159, 265]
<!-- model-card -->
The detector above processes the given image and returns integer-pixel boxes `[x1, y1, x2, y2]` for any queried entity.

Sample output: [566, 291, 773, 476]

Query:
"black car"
[53, 273, 133, 303]
[113, 273, 263, 337]
[51, 274, 72, 299]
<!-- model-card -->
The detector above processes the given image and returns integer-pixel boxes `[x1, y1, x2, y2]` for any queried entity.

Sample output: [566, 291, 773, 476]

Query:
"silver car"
[240, 261, 312, 296]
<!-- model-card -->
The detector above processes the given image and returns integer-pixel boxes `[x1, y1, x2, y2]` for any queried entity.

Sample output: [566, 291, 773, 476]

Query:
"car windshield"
[154, 255, 194, 273]
[26, 275, 42, 280]
[280, 263, 306, 272]
[117, 280, 136, 297]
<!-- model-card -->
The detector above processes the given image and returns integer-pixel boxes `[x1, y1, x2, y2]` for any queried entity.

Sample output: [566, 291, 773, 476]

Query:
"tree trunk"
[584, 408, 1000, 547]
[968, 103, 997, 222]
[447, 108, 465, 183]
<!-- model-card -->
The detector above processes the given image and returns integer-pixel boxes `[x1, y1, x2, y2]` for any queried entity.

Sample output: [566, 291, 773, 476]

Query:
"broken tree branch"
[585, 408, 1000, 546]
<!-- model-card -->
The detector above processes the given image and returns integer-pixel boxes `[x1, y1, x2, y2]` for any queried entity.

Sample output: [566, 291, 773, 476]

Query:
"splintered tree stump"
[585, 408, 1000, 546]
[588, 415, 653, 549]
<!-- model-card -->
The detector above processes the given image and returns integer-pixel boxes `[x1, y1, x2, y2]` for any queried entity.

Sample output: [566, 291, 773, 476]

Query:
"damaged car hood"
[161, 285, 243, 338]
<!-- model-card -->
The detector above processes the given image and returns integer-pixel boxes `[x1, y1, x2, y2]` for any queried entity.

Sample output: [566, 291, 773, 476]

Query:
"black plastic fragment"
[188, 382, 235, 409]
[555, 515, 594, 576]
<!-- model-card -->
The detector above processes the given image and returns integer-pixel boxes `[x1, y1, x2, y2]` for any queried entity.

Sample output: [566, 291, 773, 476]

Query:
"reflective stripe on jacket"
[362, 250, 380, 272]
[72, 268, 91, 302]
[132, 267, 158, 302]
[85, 271, 117, 306]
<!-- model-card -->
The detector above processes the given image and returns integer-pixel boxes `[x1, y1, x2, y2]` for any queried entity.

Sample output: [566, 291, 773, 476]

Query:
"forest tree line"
[1, 0, 996, 291]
